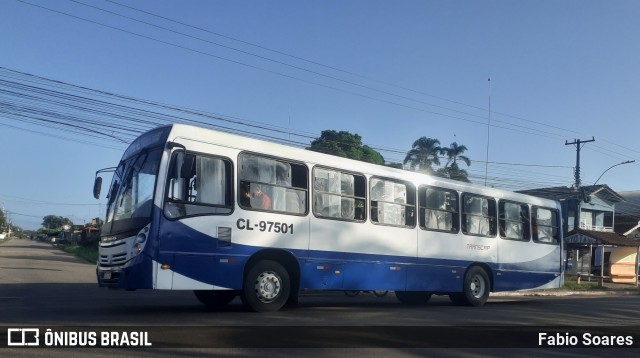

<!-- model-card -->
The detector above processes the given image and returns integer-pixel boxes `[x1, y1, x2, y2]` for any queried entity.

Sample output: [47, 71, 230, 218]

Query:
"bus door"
[156, 145, 236, 290]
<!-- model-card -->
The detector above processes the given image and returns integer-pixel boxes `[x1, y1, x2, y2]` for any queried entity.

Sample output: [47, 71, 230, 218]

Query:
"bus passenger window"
[532, 207, 559, 244]
[238, 153, 308, 215]
[370, 178, 415, 228]
[419, 186, 459, 233]
[461, 194, 496, 237]
[313, 168, 366, 222]
[499, 201, 530, 241]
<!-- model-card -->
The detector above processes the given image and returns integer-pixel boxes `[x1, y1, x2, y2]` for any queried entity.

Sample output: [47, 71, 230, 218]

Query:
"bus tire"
[242, 260, 290, 312]
[395, 291, 432, 305]
[450, 266, 490, 306]
[372, 290, 389, 298]
[193, 290, 237, 308]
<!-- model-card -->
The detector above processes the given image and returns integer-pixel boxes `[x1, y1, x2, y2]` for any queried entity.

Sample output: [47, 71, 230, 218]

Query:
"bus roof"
[163, 123, 559, 208]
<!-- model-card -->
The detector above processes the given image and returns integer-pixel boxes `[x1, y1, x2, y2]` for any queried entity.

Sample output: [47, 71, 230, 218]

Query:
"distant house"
[517, 185, 624, 234]
[615, 191, 640, 239]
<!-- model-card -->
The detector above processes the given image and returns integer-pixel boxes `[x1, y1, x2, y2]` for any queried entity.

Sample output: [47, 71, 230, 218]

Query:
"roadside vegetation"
[61, 244, 98, 264]
[562, 280, 610, 291]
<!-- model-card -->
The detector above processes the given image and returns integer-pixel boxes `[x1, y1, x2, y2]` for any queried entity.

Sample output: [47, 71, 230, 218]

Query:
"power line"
[0, 66, 581, 191]
[8, 0, 639, 169]
[105, 0, 629, 149]
[12, 0, 593, 142]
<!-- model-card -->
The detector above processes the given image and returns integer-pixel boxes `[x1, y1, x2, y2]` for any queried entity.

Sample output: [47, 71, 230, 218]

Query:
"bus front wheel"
[242, 260, 290, 312]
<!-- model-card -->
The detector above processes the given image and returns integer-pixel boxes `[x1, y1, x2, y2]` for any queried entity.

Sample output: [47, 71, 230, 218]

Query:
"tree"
[385, 162, 404, 169]
[443, 142, 471, 168]
[307, 130, 385, 165]
[438, 142, 471, 182]
[41, 215, 74, 230]
[437, 163, 471, 182]
[403, 137, 442, 174]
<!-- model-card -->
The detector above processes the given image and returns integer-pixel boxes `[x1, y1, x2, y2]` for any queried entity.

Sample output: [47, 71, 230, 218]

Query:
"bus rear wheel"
[193, 290, 237, 308]
[395, 291, 432, 305]
[242, 260, 290, 312]
[449, 266, 490, 306]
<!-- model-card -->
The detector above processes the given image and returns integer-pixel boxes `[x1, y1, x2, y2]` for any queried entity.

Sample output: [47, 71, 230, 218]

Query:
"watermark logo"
[6, 328, 152, 347]
[7, 328, 39, 346]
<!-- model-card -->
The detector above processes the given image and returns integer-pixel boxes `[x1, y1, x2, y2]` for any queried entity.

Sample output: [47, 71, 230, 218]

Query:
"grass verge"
[62, 245, 98, 264]
[562, 280, 610, 291]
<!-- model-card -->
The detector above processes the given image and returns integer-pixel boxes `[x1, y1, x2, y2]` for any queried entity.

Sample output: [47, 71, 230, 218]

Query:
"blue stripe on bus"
[121, 216, 562, 293]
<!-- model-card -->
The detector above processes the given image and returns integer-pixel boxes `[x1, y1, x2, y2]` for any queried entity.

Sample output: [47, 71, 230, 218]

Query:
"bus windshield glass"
[102, 148, 162, 237]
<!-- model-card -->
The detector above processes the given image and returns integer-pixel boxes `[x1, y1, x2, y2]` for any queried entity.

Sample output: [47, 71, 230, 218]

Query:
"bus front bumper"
[97, 254, 153, 290]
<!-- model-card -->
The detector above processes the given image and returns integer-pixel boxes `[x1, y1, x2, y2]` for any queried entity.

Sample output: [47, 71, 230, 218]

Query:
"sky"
[1, 0, 639, 231]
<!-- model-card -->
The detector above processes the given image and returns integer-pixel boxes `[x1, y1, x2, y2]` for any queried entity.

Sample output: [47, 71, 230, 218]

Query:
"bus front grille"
[99, 252, 128, 267]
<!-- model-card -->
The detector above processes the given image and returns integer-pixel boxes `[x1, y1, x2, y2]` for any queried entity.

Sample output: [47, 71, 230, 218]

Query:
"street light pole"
[593, 160, 635, 186]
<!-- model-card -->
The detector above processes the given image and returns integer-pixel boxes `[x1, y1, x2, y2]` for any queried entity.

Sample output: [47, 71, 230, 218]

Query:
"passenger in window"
[240, 185, 252, 208]
[355, 202, 364, 220]
[249, 185, 272, 209]
[371, 204, 379, 222]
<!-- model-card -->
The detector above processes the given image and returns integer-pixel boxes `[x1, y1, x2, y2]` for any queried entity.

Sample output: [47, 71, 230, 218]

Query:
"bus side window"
[532, 207, 559, 244]
[239, 153, 308, 215]
[420, 186, 459, 233]
[313, 167, 366, 222]
[499, 201, 530, 241]
[461, 194, 496, 237]
[370, 177, 415, 228]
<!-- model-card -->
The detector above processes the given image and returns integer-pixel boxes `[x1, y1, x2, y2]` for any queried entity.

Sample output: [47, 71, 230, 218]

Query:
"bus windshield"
[102, 148, 162, 237]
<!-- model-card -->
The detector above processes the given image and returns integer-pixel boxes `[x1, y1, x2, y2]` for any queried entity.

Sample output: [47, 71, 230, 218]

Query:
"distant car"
[51, 237, 70, 245]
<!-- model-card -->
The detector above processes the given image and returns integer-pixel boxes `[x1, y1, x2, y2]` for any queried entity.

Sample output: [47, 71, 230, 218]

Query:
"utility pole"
[565, 137, 595, 189]
[484, 77, 491, 186]
[565, 137, 595, 234]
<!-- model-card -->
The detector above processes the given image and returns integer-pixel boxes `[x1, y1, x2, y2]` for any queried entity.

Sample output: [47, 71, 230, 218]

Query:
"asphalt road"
[1, 238, 639, 357]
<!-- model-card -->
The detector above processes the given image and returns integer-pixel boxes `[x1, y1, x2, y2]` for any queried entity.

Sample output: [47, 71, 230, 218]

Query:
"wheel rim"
[255, 271, 281, 303]
[469, 274, 486, 298]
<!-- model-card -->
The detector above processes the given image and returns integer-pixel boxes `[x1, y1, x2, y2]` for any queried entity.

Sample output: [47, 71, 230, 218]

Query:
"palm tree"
[404, 137, 442, 174]
[441, 142, 471, 182]
[443, 142, 471, 167]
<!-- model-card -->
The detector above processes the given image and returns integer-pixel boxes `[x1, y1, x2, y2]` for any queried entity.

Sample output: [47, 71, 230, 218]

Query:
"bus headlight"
[136, 232, 147, 243]
[131, 225, 149, 257]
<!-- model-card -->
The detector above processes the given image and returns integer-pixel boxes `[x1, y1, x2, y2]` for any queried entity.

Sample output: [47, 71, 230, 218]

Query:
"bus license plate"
[103, 271, 111, 279]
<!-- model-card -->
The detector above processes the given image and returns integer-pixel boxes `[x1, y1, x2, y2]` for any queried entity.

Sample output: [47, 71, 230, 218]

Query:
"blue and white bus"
[93, 124, 563, 312]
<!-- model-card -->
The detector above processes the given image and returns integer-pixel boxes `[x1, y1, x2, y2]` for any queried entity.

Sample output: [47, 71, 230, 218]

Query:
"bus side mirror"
[167, 142, 190, 178]
[93, 167, 117, 200]
[93, 177, 103, 199]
